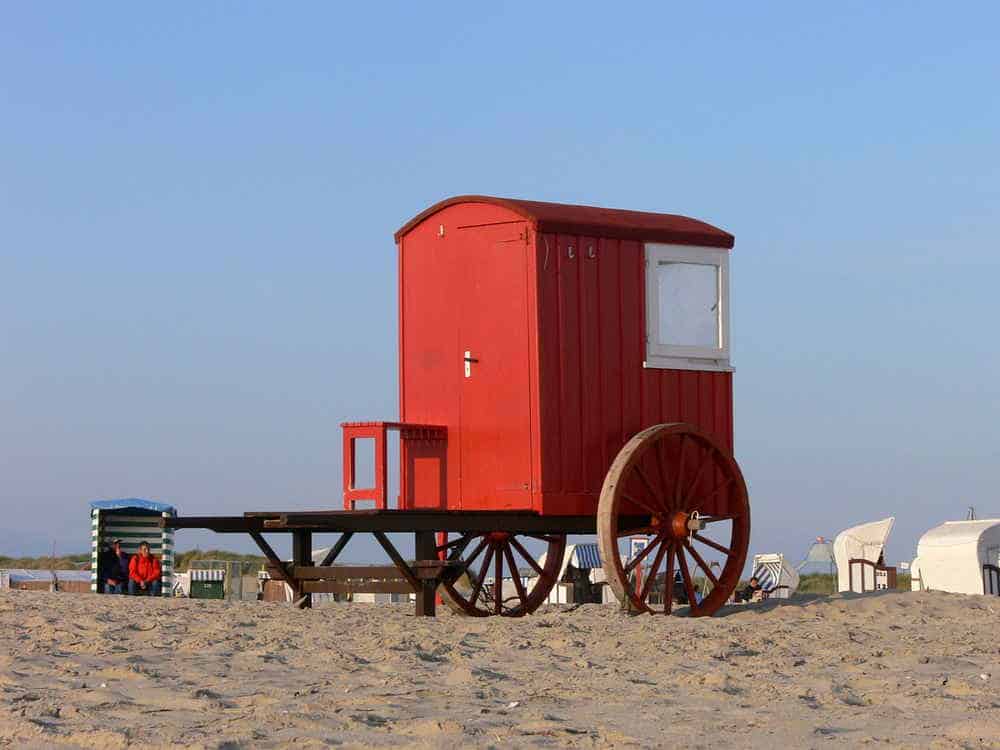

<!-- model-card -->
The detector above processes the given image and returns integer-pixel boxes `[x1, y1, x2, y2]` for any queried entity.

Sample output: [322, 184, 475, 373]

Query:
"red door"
[458, 223, 533, 510]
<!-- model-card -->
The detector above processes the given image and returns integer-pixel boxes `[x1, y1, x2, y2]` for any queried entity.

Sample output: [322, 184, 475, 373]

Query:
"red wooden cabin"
[339, 196, 748, 617]
[346, 195, 734, 517]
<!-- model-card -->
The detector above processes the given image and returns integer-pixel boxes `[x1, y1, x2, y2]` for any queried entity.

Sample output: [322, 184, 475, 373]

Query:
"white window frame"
[644, 243, 732, 372]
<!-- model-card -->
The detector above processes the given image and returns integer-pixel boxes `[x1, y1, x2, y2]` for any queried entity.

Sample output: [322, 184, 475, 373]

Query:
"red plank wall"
[396, 198, 734, 516]
[534, 233, 734, 516]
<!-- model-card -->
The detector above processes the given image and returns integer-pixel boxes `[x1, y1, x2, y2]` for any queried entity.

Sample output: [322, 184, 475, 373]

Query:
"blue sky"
[2, 4, 998, 564]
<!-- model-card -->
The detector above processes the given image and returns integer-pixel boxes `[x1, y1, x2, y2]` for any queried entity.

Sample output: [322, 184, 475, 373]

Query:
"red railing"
[341, 422, 446, 510]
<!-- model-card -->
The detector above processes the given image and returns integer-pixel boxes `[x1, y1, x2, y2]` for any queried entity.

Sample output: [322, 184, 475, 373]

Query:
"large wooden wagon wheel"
[597, 423, 749, 616]
[436, 531, 566, 617]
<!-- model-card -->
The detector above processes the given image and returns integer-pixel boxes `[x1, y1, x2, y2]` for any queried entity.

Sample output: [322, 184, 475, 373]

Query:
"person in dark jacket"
[99, 539, 130, 594]
[128, 542, 162, 596]
[672, 571, 689, 605]
[736, 576, 763, 603]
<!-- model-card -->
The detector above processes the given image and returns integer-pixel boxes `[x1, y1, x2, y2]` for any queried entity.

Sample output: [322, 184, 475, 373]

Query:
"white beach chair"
[833, 517, 895, 593]
[915, 519, 1000, 596]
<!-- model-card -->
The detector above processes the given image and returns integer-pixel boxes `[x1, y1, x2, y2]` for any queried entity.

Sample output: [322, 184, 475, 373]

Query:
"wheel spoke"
[624, 534, 663, 575]
[437, 533, 473, 553]
[698, 476, 735, 506]
[509, 537, 545, 577]
[684, 540, 718, 585]
[663, 542, 675, 615]
[451, 537, 489, 579]
[444, 535, 474, 563]
[503, 544, 528, 603]
[634, 464, 664, 509]
[700, 513, 740, 522]
[655, 437, 671, 508]
[680, 449, 715, 512]
[691, 532, 731, 557]
[676, 547, 698, 612]
[526, 534, 560, 544]
[622, 492, 661, 518]
[494, 546, 503, 615]
[469, 543, 494, 605]
[617, 524, 657, 538]
[671, 435, 687, 509]
[638, 539, 668, 604]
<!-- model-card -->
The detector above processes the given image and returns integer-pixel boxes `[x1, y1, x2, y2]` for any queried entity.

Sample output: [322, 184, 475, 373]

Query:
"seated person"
[98, 542, 117, 593]
[672, 571, 688, 605]
[669, 572, 705, 607]
[736, 576, 764, 603]
[128, 542, 162, 596]
[99, 538, 130, 594]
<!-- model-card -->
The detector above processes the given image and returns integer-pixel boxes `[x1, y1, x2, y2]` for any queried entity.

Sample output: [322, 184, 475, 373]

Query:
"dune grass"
[0, 550, 269, 572]
[0, 554, 90, 570]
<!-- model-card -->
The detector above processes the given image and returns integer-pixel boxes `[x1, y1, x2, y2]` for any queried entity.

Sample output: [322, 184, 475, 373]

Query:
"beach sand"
[1, 589, 998, 748]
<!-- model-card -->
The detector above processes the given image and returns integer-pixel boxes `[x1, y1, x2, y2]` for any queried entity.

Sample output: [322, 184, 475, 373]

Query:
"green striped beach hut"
[90, 498, 176, 596]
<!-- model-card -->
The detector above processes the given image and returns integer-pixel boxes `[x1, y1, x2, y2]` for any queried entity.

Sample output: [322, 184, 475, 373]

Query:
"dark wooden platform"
[165, 509, 601, 534]
[161, 509, 645, 616]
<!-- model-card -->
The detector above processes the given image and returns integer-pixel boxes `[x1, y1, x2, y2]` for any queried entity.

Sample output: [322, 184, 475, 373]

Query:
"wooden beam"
[290, 562, 458, 581]
[413, 530, 437, 617]
[249, 530, 301, 607]
[165, 510, 650, 536]
[161, 516, 260, 533]
[372, 531, 421, 591]
[317, 532, 354, 567]
[264, 511, 606, 534]
[292, 530, 313, 609]
[249, 531, 286, 577]
[301, 580, 415, 595]
[291, 565, 403, 580]
[410, 560, 461, 579]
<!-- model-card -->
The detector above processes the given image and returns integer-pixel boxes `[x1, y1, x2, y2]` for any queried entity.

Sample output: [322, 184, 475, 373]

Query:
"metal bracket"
[687, 511, 706, 535]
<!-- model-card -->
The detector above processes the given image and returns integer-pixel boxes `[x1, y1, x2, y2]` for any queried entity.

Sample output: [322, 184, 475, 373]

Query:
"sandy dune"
[1, 590, 998, 748]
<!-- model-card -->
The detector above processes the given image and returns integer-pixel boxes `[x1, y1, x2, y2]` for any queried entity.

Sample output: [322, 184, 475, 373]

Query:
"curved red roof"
[395, 195, 734, 248]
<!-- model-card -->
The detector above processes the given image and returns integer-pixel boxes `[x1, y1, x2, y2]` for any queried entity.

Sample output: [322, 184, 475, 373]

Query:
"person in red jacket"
[128, 542, 162, 596]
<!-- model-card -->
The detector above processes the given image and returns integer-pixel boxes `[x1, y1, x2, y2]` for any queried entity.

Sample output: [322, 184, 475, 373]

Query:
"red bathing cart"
[166, 196, 749, 617]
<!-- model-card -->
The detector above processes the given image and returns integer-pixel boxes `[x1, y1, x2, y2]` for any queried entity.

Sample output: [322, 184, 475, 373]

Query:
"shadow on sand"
[708, 589, 907, 618]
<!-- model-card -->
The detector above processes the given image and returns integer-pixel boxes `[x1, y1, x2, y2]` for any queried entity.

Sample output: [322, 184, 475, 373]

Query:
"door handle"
[464, 351, 478, 378]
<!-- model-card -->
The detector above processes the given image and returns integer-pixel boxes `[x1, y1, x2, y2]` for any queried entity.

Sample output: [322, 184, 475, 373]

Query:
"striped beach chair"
[90, 498, 176, 597]
[750, 553, 800, 599]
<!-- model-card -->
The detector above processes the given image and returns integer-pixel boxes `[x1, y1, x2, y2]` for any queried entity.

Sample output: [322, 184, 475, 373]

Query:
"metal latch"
[464, 351, 479, 378]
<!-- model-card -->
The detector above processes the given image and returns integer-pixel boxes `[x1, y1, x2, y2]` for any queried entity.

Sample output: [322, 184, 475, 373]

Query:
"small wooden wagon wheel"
[597, 423, 749, 616]
[436, 531, 566, 617]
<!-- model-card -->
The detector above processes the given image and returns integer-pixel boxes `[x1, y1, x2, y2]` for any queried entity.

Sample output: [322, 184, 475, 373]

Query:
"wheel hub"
[668, 511, 705, 540]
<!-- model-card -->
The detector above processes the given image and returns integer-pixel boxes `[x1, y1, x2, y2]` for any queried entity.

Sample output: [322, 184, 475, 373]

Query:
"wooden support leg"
[292, 530, 313, 609]
[249, 529, 296, 598]
[318, 532, 353, 567]
[414, 531, 437, 617]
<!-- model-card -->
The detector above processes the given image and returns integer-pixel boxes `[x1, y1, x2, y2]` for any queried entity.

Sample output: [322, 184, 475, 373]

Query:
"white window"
[644, 243, 731, 371]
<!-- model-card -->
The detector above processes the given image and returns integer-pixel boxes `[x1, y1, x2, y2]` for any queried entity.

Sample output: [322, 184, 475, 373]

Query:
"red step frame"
[341, 421, 446, 510]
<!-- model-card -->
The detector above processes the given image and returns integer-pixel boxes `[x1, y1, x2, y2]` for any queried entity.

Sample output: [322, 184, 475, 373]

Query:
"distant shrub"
[173, 549, 267, 572]
[797, 573, 836, 594]
[0, 554, 90, 570]
[0, 550, 268, 572]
